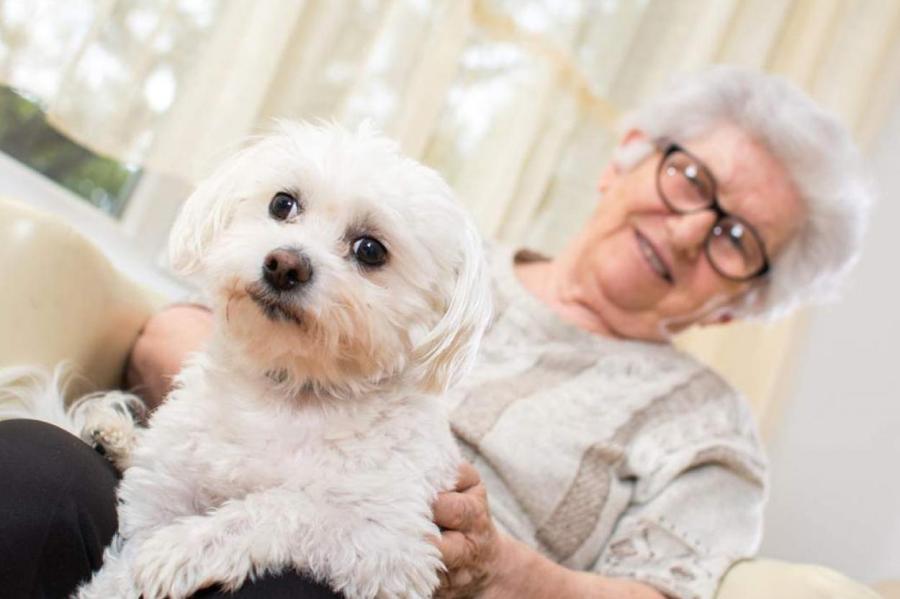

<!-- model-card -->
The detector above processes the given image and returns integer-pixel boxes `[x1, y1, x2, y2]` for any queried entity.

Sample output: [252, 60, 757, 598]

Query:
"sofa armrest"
[717, 559, 881, 599]
[0, 198, 163, 397]
[874, 580, 900, 599]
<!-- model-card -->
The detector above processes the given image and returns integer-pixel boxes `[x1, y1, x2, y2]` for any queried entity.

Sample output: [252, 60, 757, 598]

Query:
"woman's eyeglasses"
[656, 143, 770, 282]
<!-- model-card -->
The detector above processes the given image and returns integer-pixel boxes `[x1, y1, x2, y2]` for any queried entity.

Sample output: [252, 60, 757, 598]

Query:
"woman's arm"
[433, 463, 667, 599]
[489, 536, 667, 599]
[125, 304, 213, 409]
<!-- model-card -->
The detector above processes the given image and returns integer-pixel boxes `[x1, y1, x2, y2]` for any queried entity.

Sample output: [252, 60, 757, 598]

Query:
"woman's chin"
[597, 264, 669, 314]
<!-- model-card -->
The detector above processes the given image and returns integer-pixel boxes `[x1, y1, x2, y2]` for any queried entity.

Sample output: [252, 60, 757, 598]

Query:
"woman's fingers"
[435, 530, 471, 568]
[434, 490, 481, 531]
[454, 461, 481, 492]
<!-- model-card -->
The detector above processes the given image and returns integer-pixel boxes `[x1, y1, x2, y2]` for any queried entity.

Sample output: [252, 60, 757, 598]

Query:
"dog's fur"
[0, 364, 145, 466]
[3, 122, 492, 598]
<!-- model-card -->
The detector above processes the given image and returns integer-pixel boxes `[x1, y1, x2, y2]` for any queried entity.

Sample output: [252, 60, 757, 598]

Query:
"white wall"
[760, 101, 900, 583]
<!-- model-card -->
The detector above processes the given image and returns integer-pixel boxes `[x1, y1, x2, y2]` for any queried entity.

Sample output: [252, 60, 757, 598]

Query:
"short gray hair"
[616, 66, 873, 320]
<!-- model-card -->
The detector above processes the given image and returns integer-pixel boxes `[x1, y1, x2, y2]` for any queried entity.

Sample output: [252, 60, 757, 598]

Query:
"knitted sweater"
[445, 247, 767, 599]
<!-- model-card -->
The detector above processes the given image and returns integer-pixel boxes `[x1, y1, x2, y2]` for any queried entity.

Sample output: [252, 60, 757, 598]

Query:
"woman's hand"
[125, 304, 214, 409]
[432, 463, 668, 599]
[432, 461, 507, 598]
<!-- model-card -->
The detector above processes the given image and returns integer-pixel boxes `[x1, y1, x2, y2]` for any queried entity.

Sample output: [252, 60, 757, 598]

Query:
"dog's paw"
[131, 527, 218, 599]
[132, 538, 192, 599]
[70, 391, 144, 470]
[89, 424, 133, 460]
[338, 540, 443, 599]
[131, 523, 257, 599]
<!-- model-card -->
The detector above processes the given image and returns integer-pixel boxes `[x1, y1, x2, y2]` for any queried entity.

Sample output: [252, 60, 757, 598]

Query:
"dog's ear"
[167, 150, 248, 276]
[413, 221, 492, 393]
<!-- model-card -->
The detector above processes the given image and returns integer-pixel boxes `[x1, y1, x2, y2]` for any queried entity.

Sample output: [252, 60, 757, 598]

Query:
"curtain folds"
[2, 0, 898, 421]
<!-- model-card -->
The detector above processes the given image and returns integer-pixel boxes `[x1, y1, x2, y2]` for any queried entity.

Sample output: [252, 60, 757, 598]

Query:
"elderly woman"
[0, 67, 869, 599]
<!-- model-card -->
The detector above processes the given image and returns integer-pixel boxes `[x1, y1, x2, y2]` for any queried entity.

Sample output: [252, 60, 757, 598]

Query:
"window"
[0, 85, 140, 217]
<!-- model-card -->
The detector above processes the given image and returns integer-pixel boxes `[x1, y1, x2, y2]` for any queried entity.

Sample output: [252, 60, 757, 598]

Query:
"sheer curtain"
[2, 0, 898, 422]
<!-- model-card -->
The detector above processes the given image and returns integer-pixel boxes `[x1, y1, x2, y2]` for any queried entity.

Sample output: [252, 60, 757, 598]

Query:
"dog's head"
[168, 122, 491, 396]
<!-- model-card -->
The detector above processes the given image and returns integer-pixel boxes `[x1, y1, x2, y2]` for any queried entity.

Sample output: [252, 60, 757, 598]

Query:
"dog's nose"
[262, 248, 313, 292]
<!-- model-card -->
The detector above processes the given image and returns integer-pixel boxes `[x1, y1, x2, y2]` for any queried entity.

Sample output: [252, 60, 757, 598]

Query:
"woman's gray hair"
[616, 66, 873, 320]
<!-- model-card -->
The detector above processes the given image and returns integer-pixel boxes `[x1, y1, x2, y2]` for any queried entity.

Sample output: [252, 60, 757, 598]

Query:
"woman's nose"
[666, 210, 717, 259]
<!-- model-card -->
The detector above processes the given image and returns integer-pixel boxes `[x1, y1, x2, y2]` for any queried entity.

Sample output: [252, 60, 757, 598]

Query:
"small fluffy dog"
[13, 122, 492, 598]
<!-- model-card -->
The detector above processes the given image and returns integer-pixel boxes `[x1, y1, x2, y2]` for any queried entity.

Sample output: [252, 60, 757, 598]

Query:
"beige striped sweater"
[445, 247, 767, 599]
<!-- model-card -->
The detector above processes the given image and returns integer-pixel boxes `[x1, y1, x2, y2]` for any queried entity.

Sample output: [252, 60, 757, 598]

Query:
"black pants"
[0, 419, 341, 599]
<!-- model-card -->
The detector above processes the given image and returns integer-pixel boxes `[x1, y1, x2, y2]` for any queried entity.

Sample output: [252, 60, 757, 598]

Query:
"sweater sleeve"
[594, 463, 765, 599]
[592, 373, 767, 599]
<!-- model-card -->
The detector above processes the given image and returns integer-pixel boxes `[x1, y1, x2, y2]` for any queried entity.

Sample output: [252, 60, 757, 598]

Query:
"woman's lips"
[634, 228, 673, 284]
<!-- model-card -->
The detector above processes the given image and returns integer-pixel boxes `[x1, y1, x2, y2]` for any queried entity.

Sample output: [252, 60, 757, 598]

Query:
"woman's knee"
[0, 418, 118, 513]
[0, 419, 119, 597]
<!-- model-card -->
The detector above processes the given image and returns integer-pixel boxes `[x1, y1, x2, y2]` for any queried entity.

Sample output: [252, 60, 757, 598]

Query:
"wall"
[760, 99, 900, 583]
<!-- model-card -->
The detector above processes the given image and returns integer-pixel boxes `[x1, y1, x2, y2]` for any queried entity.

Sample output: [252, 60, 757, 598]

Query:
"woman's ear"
[619, 128, 648, 147]
[611, 129, 655, 171]
[598, 129, 654, 194]
[597, 162, 616, 193]
[699, 309, 733, 327]
[699, 284, 763, 327]
[698, 291, 747, 327]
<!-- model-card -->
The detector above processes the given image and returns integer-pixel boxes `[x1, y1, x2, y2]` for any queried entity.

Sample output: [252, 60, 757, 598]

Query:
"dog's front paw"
[89, 424, 134, 464]
[132, 537, 193, 599]
[132, 521, 260, 599]
[131, 527, 220, 599]
[339, 540, 443, 599]
[71, 391, 144, 470]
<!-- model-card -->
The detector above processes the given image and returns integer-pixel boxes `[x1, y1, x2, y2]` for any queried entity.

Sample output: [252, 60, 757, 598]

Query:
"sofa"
[0, 197, 884, 598]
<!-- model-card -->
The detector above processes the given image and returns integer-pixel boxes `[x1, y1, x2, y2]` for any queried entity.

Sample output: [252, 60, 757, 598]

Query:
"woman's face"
[570, 124, 806, 340]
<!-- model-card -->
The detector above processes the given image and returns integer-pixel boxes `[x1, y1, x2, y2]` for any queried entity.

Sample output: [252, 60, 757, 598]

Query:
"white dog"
[58, 122, 492, 598]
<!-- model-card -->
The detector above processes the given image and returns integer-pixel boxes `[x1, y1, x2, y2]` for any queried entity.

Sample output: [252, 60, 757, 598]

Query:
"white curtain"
[2, 0, 899, 425]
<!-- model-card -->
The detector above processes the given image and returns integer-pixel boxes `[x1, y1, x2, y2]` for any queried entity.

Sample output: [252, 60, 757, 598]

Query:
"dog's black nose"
[263, 248, 313, 292]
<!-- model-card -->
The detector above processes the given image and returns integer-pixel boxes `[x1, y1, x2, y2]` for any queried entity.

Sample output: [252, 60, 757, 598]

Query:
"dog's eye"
[269, 192, 300, 221]
[352, 237, 388, 267]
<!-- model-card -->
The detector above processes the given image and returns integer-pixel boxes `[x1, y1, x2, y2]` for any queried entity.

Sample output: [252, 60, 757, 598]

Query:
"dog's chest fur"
[121, 362, 460, 522]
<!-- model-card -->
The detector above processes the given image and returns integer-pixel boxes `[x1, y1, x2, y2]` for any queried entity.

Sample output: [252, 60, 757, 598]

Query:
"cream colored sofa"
[0, 198, 884, 599]
[0, 198, 163, 399]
